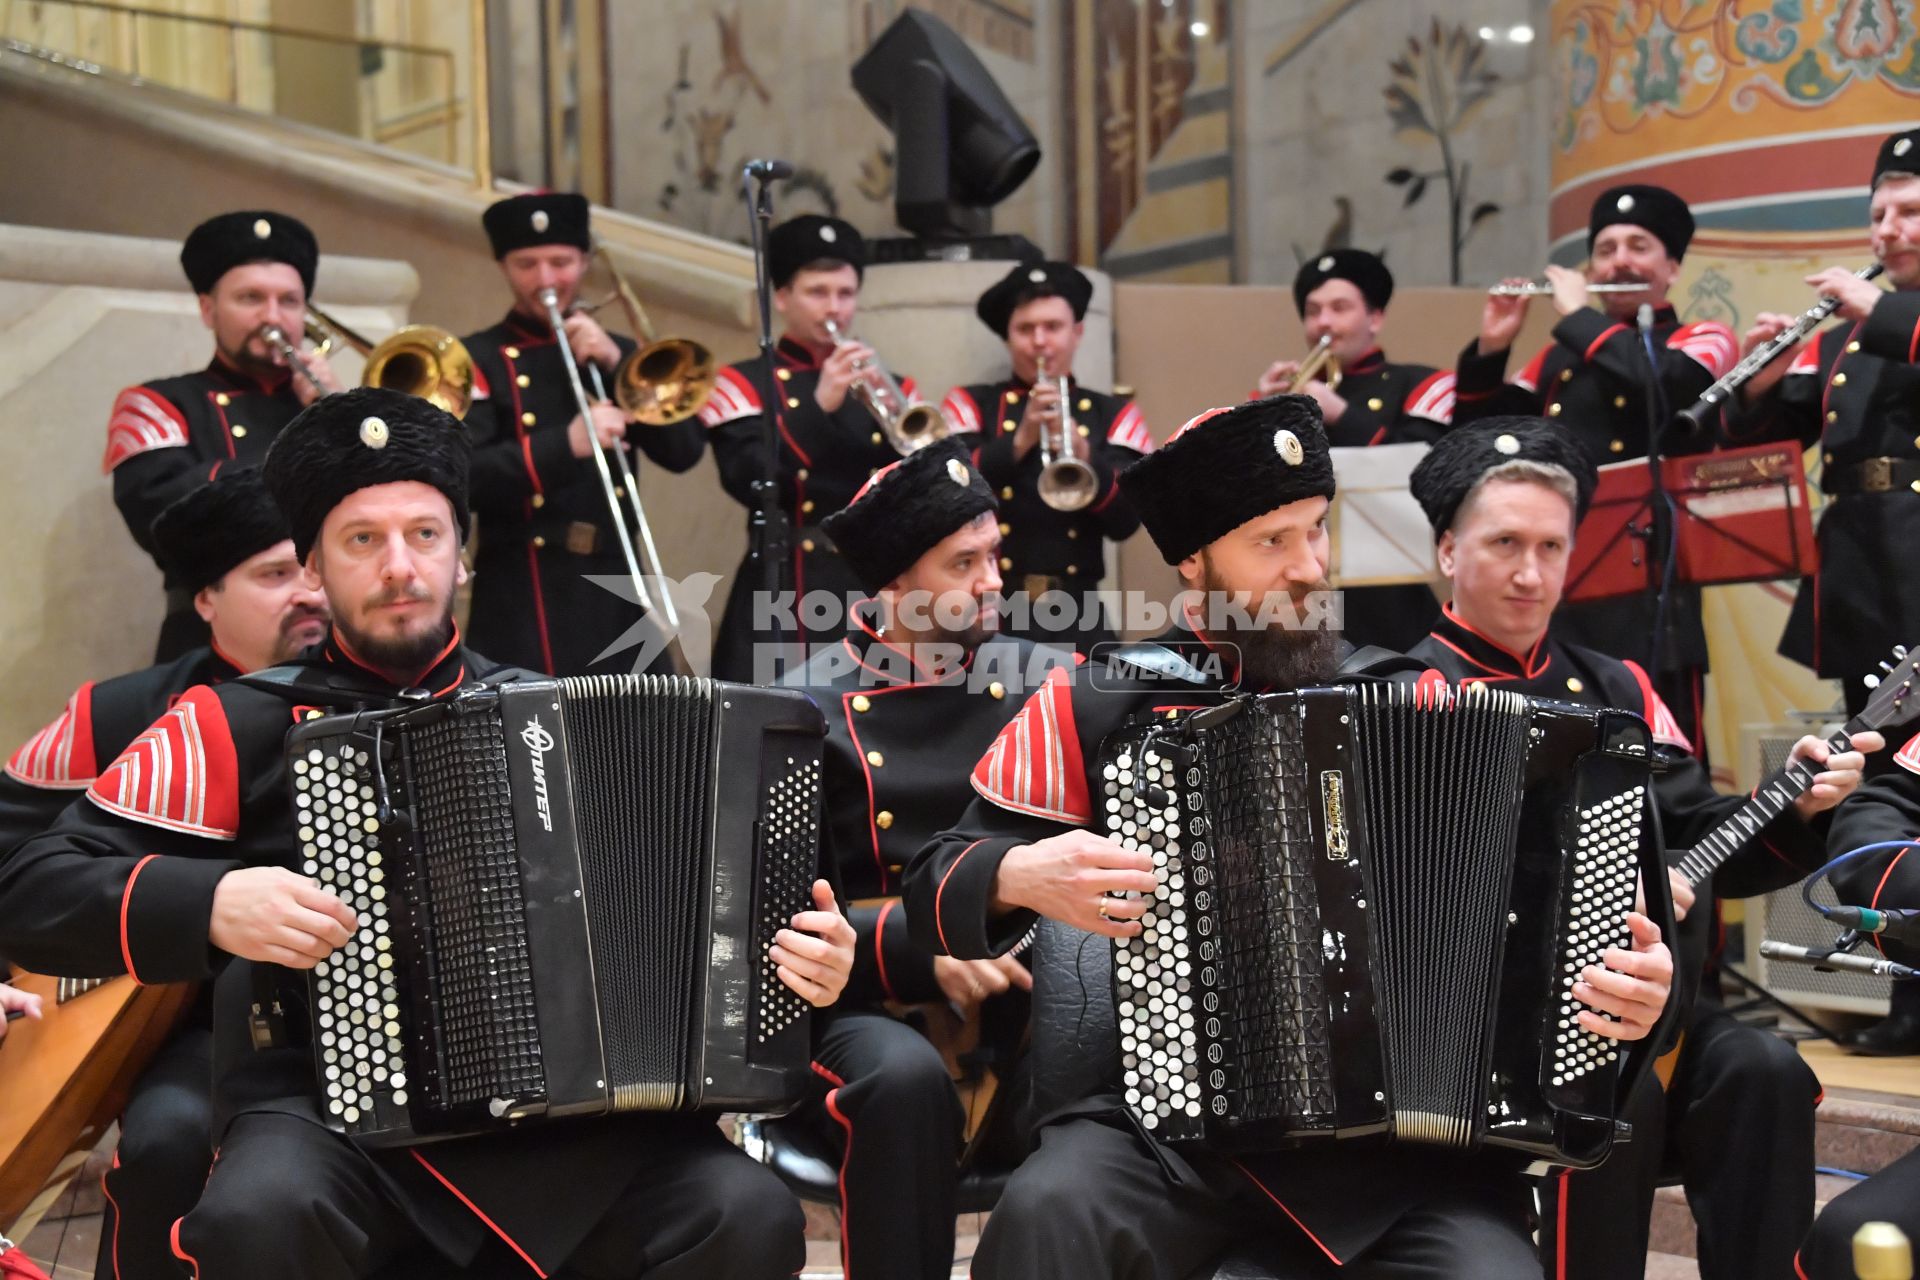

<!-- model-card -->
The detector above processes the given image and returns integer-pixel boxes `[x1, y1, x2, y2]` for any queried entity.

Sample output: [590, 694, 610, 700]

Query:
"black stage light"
[852, 8, 1042, 247]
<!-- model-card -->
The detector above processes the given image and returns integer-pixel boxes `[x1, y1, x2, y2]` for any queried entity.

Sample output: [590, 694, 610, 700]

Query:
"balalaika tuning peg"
[1878, 659, 1895, 674]
[1897, 644, 1910, 659]
[1864, 674, 1882, 690]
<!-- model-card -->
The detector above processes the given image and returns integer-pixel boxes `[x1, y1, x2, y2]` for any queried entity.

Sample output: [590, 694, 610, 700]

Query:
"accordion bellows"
[288, 675, 826, 1147]
[1100, 681, 1658, 1171]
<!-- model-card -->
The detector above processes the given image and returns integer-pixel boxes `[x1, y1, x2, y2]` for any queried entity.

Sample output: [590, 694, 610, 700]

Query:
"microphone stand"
[741, 163, 791, 682]
[1637, 303, 1679, 686]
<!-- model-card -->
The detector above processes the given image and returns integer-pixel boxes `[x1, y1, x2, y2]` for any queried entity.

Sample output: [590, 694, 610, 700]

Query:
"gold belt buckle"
[1861, 457, 1895, 493]
[565, 521, 599, 555]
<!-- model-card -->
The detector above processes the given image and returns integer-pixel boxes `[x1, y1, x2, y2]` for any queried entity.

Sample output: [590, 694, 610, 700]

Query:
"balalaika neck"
[1671, 723, 1858, 889]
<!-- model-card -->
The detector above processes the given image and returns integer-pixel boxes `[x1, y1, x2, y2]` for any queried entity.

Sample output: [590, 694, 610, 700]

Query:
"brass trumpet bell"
[363, 325, 477, 418]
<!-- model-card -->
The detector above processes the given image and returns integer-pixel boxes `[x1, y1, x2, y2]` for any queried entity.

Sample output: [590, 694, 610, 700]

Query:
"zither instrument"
[1286, 334, 1343, 393]
[574, 244, 717, 425]
[1035, 354, 1098, 512]
[822, 317, 948, 454]
[1673, 262, 1884, 430]
[1487, 279, 1649, 298]
[540, 285, 688, 672]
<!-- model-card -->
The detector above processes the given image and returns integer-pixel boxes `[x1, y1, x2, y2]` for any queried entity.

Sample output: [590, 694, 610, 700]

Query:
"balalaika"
[285, 674, 826, 1148]
[1100, 681, 1668, 1171]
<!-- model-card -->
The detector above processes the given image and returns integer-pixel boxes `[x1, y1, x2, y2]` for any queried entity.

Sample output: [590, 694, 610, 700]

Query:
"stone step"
[1645, 1253, 1700, 1279]
[1648, 1172, 1861, 1261]
[1815, 1087, 1920, 1175]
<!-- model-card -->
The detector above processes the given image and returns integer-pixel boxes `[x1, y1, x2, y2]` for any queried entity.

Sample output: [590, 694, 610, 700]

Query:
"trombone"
[822, 317, 949, 454]
[574, 244, 717, 424]
[539, 285, 688, 670]
[264, 304, 477, 417]
[1286, 334, 1343, 393]
[1035, 354, 1098, 512]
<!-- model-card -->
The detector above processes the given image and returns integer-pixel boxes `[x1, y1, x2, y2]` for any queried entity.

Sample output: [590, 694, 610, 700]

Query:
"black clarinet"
[1674, 263, 1885, 430]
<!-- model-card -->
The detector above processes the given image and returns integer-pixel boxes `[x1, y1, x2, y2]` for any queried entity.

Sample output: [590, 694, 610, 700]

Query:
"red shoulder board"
[970, 666, 1093, 825]
[470, 363, 492, 402]
[1108, 402, 1155, 454]
[1405, 371, 1456, 425]
[1512, 344, 1553, 394]
[1667, 322, 1738, 380]
[1622, 659, 1694, 753]
[1895, 731, 1920, 776]
[87, 686, 240, 840]
[5, 683, 98, 790]
[941, 386, 983, 436]
[698, 366, 764, 427]
[102, 387, 191, 473]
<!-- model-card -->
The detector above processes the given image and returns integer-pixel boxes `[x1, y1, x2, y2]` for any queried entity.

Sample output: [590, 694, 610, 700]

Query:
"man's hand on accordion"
[988, 832, 1158, 939]
[768, 879, 856, 1008]
[209, 866, 359, 970]
[1571, 911, 1672, 1042]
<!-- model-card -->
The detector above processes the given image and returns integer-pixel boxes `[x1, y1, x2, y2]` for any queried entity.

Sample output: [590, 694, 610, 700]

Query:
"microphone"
[743, 158, 794, 181]
[1759, 939, 1920, 980]
[1637, 302, 1655, 334]
[1827, 904, 1920, 945]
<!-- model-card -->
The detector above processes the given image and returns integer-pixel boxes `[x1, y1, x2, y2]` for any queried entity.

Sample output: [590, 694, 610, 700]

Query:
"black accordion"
[1100, 682, 1664, 1170]
[285, 675, 826, 1148]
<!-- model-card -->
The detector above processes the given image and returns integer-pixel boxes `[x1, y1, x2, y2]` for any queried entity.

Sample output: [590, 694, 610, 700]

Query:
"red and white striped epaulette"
[86, 686, 240, 840]
[1895, 730, 1920, 776]
[1667, 322, 1738, 380]
[102, 386, 191, 473]
[698, 366, 765, 427]
[1405, 370, 1456, 426]
[4, 683, 98, 790]
[970, 666, 1093, 825]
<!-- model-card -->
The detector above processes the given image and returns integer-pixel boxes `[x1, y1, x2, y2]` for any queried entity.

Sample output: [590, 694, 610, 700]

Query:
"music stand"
[1328, 444, 1440, 587]
[1566, 442, 1817, 602]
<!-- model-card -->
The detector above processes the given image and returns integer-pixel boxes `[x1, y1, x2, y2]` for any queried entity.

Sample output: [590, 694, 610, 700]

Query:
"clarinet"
[1673, 262, 1885, 430]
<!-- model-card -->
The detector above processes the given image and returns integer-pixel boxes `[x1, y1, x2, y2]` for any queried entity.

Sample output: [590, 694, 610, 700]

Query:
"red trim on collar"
[1437, 604, 1550, 679]
[1344, 347, 1386, 376]
[504, 309, 556, 345]
[207, 354, 291, 396]
[844, 604, 975, 686]
[207, 640, 249, 679]
[777, 335, 827, 370]
[327, 625, 463, 691]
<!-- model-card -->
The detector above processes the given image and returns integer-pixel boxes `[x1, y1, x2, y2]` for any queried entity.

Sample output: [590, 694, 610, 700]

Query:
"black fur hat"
[975, 260, 1094, 338]
[482, 192, 591, 258]
[769, 215, 866, 288]
[1292, 248, 1393, 317]
[1409, 415, 1597, 539]
[150, 466, 292, 593]
[821, 440, 997, 593]
[263, 387, 471, 563]
[180, 211, 317, 295]
[1118, 395, 1335, 565]
[1588, 184, 1694, 260]
[1873, 127, 1920, 188]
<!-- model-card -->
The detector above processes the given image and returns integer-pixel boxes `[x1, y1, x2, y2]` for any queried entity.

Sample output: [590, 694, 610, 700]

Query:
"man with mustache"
[1405, 418, 1875, 1280]
[779, 440, 1072, 1280]
[106, 211, 341, 660]
[1728, 127, 1920, 1055]
[0, 387, 853, 1279]
[1453, 184, 1737, 757]
[903, 396, 1676, 1279]
[0, 465, 325, 1280]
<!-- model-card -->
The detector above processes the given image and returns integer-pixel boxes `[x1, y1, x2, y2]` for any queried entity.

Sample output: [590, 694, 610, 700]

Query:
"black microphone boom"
[743, 158, 794, 181]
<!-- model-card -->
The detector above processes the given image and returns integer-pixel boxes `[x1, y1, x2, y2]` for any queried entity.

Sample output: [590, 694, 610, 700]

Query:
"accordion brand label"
[521, 715, 556, 832]
[1320, 769, 1349, 860]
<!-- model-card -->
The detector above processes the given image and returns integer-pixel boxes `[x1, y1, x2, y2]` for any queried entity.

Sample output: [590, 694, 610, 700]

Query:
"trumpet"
[1487, 279, 1649, 297]
[305, 302, 476, 418]
[539, 286, 688, 670]
[1035, 355, 1098, 512]
[822, 317, 948, 454]
[1287, 334, 1343, 393]
[574, 244, 717, 425]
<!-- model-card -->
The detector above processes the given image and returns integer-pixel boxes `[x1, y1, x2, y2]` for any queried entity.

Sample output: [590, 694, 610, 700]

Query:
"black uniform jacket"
[1409, 606, 1832, 977]
[700, 338, 970, 681]
[902, 624, 1541, 1265]
[1453, 305, 1740, 673]
[785, 607, 1073, 1009]
[1827, 731, 1920, 968]
[941, 377, 1150, 597]
[105, 360, 306, 658]
[1726, 290, 1920, 684]
[0, 631, 713, 1272]
[461, 310, 706, 676]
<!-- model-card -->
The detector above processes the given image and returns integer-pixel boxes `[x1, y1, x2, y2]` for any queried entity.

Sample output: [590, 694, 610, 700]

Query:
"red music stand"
[1566, 441, 1817, 603]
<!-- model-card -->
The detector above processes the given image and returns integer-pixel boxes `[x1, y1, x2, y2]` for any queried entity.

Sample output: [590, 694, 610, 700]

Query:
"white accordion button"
[1274, 428, 1305, 465]
[531, 209, 550, 232]
[1616, 193, 1635, 213]
[947, 457, 971, 486]
[253, 218, 272, 239]
[1494, 432, 1521, 455]
[359, 416, 390, 449]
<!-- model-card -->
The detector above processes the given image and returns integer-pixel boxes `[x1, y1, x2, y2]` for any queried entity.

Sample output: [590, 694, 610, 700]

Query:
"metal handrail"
[0, 0, 490, 185]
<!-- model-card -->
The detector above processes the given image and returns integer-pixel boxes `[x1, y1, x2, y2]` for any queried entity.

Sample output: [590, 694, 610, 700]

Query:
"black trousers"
[972, 1116, 1539, 1280]
[1538, 1002, 1817, 1280]
[1798, 1146, 1920, 1279]
[807, 1010, 965, 1280]
[95, 1027, 214, 1280]
[171, 1112, 803, 1280]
